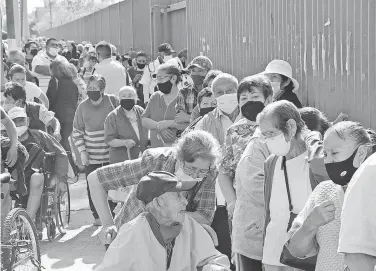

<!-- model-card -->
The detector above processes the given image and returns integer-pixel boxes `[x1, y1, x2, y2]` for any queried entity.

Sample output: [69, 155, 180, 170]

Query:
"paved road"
[40, 175, 105, 270]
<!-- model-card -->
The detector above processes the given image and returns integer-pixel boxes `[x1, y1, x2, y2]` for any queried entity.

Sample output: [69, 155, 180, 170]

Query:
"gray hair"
[211, 73, 238, 93]
[87, 74, 106, 91]
[173, 130, 222, 168]
[327, 121, 376, 155]
[257, 100, 306, 136]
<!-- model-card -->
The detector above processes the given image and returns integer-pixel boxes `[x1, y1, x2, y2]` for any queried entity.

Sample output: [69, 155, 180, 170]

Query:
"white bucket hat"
[263, 59, 299, 92]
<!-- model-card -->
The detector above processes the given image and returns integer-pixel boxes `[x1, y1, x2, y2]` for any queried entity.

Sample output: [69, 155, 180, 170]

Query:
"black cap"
[158, 43, 175, 53]
[136, 171, 190, 204]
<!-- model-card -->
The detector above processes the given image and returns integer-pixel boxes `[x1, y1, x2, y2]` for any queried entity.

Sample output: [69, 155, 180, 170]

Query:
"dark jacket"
[277, 90, 302, 108]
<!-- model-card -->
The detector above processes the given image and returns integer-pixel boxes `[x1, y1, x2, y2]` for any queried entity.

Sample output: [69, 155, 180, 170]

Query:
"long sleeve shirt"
[72, 95, 119, 165]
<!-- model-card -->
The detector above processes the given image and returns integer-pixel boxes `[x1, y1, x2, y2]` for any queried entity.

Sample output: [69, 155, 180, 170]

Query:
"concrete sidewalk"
[40, 174, 104, 271]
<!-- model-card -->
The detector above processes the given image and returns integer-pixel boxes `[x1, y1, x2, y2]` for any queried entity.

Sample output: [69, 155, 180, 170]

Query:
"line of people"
[2, 36, 376, 271]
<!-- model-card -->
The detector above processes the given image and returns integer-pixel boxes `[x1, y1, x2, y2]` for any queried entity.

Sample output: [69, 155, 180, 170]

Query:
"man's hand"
[6, 144, 18, 167]
[226, 201, 236, 219]
[123, 139, 136, 149]
[53, 132, 62, 142]
[80, 151, 90, 166]
[101, 224, 118, 246]
[57, 180, 67, 195]
[306, 201, 336, 231]
[201, 224, 218, 246]
[133, 74, 142, 84]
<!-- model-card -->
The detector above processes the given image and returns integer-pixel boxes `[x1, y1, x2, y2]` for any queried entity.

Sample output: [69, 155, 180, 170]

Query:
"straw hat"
[263, 59, 299, 92]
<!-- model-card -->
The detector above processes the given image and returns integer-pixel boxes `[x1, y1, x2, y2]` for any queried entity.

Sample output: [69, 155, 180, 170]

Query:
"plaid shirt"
[96, 147, 217, 228]
[175, 85, 200, 115]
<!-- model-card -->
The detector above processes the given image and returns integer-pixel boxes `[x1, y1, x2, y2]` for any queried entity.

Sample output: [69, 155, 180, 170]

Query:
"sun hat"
[263, 59, 299, 92]
[8, 107, 27, 119]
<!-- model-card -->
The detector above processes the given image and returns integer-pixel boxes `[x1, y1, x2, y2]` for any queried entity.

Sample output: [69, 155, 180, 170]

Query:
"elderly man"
[31, 38, 65, 93]
[195, 73, 240, 266]
[93, 41, 131, 96]
[95, 171, 230, 271]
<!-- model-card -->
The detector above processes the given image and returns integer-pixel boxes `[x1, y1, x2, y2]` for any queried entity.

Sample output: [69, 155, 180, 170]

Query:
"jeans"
[85, 163, 117, 220]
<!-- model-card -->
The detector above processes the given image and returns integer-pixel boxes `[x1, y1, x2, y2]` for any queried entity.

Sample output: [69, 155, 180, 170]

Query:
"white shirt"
[31, 51, 64, 93]
[94, 58, 129, 96]
[263, 151, 312, 266]
[338, 152, 376, 257]
[24, 81, 42, 103]
[140, 58, 161, 103]
[123, 108, 139, 140]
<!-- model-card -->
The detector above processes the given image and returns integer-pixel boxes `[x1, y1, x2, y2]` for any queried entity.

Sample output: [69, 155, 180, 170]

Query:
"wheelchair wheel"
[1, 208, 41, 271]
[54, 181, 70, 234]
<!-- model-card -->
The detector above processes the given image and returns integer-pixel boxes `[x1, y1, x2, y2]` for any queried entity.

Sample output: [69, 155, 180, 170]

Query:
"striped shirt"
[72, 94, 119, 164]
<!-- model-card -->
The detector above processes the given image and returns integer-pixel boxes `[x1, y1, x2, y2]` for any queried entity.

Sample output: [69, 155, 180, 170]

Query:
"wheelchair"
[24, 145, 71, 241]
[1, 173, 41, 271]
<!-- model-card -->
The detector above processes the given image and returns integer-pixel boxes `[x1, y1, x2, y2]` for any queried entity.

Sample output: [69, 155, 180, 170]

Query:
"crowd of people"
[1, 36, 376, 271]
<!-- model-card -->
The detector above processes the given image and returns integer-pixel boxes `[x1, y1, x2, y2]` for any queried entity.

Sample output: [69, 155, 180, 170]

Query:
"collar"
[97, 58, 112, 66]
[145, 212, 182, 247]
[215, 106, 241, 119]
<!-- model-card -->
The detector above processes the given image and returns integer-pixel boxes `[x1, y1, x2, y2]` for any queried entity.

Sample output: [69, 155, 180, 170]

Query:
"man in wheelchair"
[7, 106, 68, 221]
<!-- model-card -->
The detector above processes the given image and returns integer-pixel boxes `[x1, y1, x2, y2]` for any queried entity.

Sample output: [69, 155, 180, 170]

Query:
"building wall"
[42, 0, 376, 129]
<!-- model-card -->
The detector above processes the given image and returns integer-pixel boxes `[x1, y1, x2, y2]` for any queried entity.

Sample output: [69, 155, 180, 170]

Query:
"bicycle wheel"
[54, 181, 70, 234]
[1, 208, 41, 271]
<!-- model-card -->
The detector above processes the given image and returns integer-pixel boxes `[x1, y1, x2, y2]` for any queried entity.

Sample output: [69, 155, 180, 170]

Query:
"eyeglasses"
[182, 163, 211, 178]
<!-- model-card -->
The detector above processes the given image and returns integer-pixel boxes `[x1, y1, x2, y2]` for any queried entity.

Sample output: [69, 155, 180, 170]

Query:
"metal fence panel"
[132, 0, 152, 54]
[169, 8, 186, 53]
[109, 3, 121, 49]
[119, 0, 133, 54]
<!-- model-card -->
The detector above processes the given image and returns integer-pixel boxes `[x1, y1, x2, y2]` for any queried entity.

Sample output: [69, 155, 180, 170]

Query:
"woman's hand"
[306, 200, 336, 230]
[156, 120, 171, 132]
[123, 139, 136, 149]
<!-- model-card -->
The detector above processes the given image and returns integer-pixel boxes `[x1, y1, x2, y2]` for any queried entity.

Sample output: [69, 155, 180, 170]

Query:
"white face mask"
[16, 126, 28, 137]
[265, 132, 291, 156]
[175, 167, 203, 183]
[48, 47, 59, 57]
[163, 55, 173, 62]
[271, 82, 282, 98]
[216, 93, 238, 115]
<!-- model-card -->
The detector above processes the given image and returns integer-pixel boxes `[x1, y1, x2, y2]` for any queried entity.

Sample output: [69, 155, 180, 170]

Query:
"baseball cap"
[187, 56, 213, 71]
[8, 107, 27, 119]
[136, 171, 191, 204]
[158, 43, 176, 54]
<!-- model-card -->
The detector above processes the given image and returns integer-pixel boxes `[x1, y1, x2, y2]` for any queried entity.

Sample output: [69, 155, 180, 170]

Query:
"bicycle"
[1, 172, 41, 271]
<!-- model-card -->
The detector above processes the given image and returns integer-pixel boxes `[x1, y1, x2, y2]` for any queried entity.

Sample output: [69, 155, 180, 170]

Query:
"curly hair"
[87, 74, 106, 91]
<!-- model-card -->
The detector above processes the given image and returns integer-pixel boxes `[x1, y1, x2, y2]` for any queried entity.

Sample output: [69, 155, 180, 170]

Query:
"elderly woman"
[219, 75, 273, 219]
[263, 59, 302, 108]
[96, 171, 230, 271]
[105, 86, 148, 164]
[87, 130, 221, 244]
[142, 63, 181, 147]
[258, 101, 328, 271]
[285, 122, 376, 271]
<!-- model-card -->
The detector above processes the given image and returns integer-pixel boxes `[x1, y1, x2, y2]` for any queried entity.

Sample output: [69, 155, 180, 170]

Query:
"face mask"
[87, 91, 102, 101]
[181, 61, 186, 68]
[3, 102, 15, 112]
[265, 132, 291, 156]
[120, 99, 135, 111]
[163, 55, 173, 62]
[325, 149, 359, 186]
[16, 126, 28, 137]
[241, 101, 265, 121]
[48, 47, 58, 57]
[271, 82, 282, 98]
[199, 106, 216, 116]
[216, 93, 238, 115]
[157, 79, 173, 94]
[175, 167, 203, 183]
[31, 49, 38, 56]
[191, 75, 205, 87]
[137, 63, 146, 69]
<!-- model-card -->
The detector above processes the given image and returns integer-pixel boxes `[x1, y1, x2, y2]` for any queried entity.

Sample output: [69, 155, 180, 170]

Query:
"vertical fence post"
[162, 5, 168, 44]
[152, 5, 162, 59]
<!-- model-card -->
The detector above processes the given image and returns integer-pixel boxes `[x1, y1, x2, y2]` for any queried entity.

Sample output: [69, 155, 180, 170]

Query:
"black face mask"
[30, 49, 38, 56]
[127, 59, 133, 66]
[157, 80, 173, 94]
[120, 99, 135, 111]
[191, 75, 205, 87]
[181, 61, 186, 68]
[199, 107, 216, 116]
[137, 63, 146, 69]
[325, 149, 359, 186]
[241, 101, 265, 121]
[87, 91, 102, 101]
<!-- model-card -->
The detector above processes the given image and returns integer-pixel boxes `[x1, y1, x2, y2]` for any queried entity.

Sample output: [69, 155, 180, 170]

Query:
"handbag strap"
[282, 156, 294, 212]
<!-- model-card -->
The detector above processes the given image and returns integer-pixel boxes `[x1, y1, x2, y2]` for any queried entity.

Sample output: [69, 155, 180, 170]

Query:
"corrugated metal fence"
[42, 0, 376, 129]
